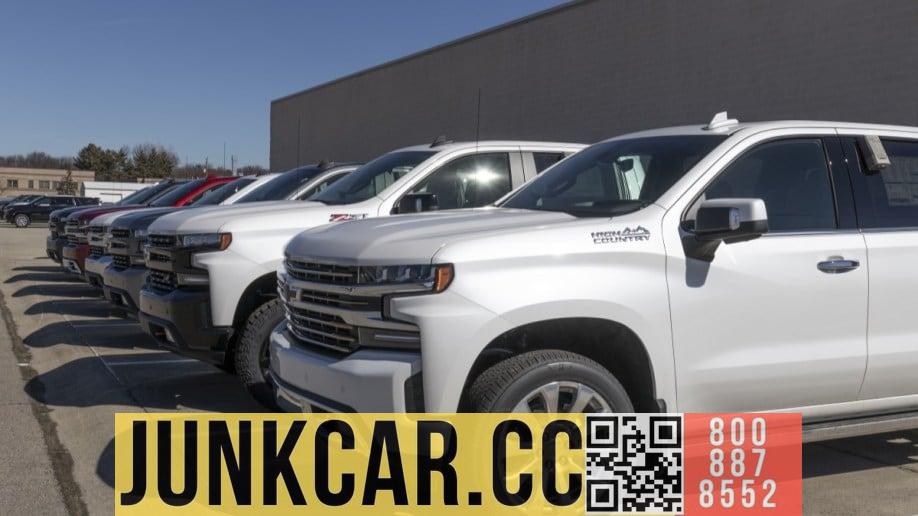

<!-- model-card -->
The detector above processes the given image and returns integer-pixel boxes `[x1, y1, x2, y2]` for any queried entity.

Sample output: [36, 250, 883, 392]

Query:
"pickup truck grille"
[148, 234, 177, 248]
[147, 270, 177, 293]
[295, 289, 381, 311]
[89, 246, 105, 258]
[111, 255, 131, 269]
[111, 228, 131, 239]
[285, 259, 359, 284]
[64, 221, 87, 244]
[286, 305, 358, 353]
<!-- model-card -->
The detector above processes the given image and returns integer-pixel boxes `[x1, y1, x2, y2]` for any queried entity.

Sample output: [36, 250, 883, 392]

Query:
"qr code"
[585, 415, 683, 514]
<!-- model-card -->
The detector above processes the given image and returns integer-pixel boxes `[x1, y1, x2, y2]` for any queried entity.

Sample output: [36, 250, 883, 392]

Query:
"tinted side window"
[408, 153, 512, 210]
[298, 173, 347, 200]
[702, 139, 836, 232]
[187, 183, 224, 204]
[533, 152, 567, 173]
[852, 139, 918, 229]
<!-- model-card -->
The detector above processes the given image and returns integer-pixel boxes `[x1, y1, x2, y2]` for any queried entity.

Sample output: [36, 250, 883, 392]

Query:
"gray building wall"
[270, 0, 918, 171]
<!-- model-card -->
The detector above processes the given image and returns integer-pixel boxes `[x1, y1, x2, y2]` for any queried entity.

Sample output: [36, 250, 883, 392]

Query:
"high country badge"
[591, 226, 651, 244]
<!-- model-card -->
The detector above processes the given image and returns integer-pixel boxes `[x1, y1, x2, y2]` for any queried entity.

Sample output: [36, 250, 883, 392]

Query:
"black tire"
[234, 298, 283, 409]
[13, 213, 30, 228]
[467, 350, 633, 413]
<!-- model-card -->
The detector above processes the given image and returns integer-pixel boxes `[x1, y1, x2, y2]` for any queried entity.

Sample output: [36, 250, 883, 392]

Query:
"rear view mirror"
[616, 158, 634, 172]
[686, 198, 768, 260]
[396, 192, 439, 214]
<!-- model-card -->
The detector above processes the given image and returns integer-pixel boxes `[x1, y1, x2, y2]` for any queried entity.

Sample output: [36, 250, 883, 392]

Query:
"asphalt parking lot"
[0, 225, 916, 515]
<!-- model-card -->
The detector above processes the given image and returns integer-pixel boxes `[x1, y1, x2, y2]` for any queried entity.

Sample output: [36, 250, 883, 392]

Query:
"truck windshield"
[193, 177, 256, 206]
[116, 186, 155, 205]
[501, 135, 726, 217]
[149, 179, 204, 207]
[311, 151, 435, 205]
[237, 167, 321, 203]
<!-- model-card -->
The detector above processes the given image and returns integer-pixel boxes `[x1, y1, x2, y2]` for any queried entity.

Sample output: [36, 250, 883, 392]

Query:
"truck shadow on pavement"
[26, 298, 131, 319]
[803, 430, 918, 478]
[12, 265, 70, 273]
[23, 319, 159, 351]
[5, 272, 85, 284]
[13, 283, 100, 298]
[23, 354, 268, 414]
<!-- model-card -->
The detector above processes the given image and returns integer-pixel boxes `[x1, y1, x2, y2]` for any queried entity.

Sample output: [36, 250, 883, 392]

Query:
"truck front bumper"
[61, 244, 88, 275]
[138, 286, 232, 365]
[46, 236, 66, 263]
[269, 326, 423, 413]
[102, 264, 147, 314]
[84, 255, 111, 288]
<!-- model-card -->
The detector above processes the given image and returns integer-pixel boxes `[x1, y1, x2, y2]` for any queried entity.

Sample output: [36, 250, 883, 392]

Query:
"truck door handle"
[817, 258, 860, 274]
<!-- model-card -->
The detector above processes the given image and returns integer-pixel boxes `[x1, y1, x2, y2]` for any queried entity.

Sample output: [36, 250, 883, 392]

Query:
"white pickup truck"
[138, 142, 582, 405]
[271, 115, 918, 441]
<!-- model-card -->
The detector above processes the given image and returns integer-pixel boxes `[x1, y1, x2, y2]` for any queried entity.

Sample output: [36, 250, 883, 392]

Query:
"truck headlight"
[180, 233, 232, 251]
[359, 263, 453, 293]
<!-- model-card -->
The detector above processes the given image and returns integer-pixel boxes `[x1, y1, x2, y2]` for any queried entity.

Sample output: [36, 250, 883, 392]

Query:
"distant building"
[80, 181, 152, 204]
[270, 0, 918, 170]
[0, 167, 95, 196]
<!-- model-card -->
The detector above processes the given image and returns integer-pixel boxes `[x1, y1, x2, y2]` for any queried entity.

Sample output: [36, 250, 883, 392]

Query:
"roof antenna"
[475, 87, 482, 151]
[704, 111, 739, 131]
[430, 135, 451, 147]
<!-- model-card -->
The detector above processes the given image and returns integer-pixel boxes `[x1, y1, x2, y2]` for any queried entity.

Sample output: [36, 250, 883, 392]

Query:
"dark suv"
[5, 196, 99, 227]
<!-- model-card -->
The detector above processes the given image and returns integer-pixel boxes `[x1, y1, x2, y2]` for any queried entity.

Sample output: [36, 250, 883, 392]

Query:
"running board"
[803, 411, 918, 443]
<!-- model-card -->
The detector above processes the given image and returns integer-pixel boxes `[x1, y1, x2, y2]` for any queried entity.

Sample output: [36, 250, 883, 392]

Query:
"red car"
[61, 176, 234, 275]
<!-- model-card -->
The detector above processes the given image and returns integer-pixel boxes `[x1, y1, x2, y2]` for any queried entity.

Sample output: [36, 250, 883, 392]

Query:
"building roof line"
[270, 0, 589, 105]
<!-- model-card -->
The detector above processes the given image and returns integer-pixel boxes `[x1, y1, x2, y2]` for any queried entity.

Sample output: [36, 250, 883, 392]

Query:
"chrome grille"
[295, 289, 381, 311]
[148, 234, 176, 248]
[111, 255, 131, 269]
[285, 305, 357, 353]
[147, 269, 177, 293]
[89, 246, 104, 258]
[111, 228, 131, 239]
[285, 259, 358, 284]
[64, 221, 87, 244]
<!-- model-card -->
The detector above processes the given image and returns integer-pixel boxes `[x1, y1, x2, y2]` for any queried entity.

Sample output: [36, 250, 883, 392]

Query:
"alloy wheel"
[512, 380, 613, 413]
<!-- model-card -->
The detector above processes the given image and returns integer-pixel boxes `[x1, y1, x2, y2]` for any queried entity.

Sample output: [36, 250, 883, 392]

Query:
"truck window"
[297, 173, 347, 200]
[407, 152, 512, 210]
[502, 135, 724, 217]
[853, 139, 918, 228]
[312, 151, 434, 205]
[701, 138, 836, 232]
[533, 152, 567, 173]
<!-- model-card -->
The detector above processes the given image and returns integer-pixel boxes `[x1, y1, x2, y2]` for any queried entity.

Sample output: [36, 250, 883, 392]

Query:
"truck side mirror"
[396, 192, 439, 214]
[686, 198, 769, 260]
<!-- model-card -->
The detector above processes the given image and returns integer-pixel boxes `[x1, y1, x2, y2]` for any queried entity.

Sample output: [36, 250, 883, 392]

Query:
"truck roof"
[609, 118, 918, 141]
[393, 140, 587, 153]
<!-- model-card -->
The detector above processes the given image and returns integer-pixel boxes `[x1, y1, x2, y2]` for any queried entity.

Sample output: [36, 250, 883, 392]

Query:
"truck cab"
[269, 116, 918, 440]
[138, 143, 583, 406]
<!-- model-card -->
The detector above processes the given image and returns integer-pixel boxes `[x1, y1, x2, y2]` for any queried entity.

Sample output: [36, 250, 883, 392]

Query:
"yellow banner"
[115, 413, 585, 515]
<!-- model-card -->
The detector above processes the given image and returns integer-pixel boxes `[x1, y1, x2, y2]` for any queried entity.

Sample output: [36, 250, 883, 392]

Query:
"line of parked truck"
[32, 113, 918, 440]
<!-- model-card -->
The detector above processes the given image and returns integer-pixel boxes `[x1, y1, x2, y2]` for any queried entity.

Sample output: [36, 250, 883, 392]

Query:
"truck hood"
[67, 204, 144, 222]
[285, 208, 587, 264]
[51, 205, 94, 219]
[111, 206, 184, 230]
[148, 200, 327, 234]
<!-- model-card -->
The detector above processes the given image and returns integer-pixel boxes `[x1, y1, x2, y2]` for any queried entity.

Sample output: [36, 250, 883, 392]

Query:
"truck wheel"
[13, 214, 30, 228]
[235, 298, 283, 409]
[467, 350, 633, 413]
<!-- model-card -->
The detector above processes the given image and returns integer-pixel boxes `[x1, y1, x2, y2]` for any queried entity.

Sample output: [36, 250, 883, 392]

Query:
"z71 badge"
[591, 226, 651, 244]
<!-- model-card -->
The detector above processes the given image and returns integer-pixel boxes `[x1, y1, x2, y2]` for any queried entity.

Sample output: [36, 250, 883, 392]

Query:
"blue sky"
[0, 0, 564, 168]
